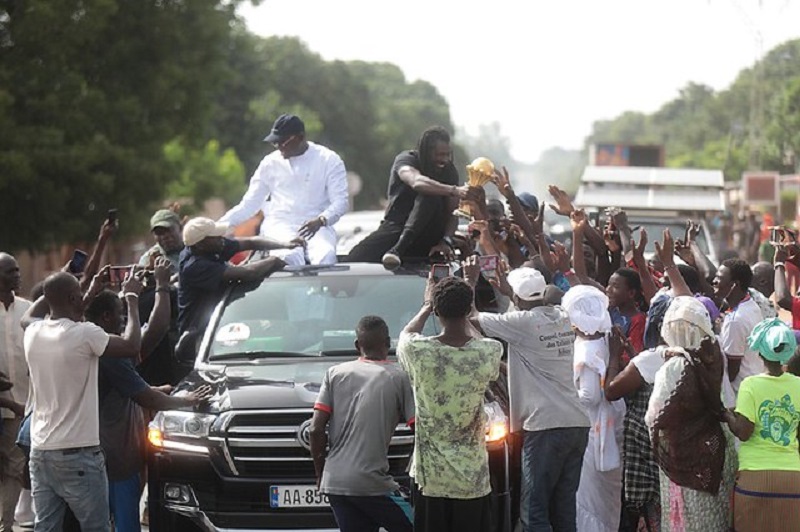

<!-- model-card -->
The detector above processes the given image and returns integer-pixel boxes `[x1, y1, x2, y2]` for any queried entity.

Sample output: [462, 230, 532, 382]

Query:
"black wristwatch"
[442, 236, 455, 249]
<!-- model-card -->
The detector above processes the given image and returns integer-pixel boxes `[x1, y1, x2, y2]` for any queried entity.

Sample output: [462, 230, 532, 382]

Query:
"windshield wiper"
[318, 348, 397, 357]
[209, 351, 321, 361]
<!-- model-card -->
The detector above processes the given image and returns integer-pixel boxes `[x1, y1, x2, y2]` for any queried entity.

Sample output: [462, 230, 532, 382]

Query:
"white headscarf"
[562, 285, 613, 335]
[661, 296, 714, 350]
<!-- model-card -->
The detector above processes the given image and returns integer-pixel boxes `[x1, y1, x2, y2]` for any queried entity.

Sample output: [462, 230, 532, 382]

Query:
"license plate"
[270, 485, 330, 508]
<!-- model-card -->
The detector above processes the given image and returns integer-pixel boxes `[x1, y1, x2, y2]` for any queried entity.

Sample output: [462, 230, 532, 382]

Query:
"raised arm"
[140, 258, 173, 361]
[403, 273, 436, 335]
[103, 277, 143, 359]
[570, 210, 589, 285]
[655, 229, 691, 297]
[21, 295, 50, 329]
[630, 229, 659, 303]
[774, 246, 793, 311]
[493, 167, 538, 243]
[80, 220, 116, 292]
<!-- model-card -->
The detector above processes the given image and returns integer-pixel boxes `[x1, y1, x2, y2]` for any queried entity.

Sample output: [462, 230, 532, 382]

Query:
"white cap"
[561, 285, 612, 335]
[183, 217, 229, 247]
[506, 267, 546, 301]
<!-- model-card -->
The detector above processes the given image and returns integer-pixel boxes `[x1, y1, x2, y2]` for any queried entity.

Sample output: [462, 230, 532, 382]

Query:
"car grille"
[223, 409, 414, 478]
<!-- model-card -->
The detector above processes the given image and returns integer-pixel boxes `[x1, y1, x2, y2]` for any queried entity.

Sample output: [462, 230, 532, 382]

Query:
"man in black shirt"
[346, 126, 479, 269]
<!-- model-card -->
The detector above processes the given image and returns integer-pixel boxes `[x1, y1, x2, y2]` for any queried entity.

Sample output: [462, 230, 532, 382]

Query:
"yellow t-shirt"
[736, 373, 800, 471]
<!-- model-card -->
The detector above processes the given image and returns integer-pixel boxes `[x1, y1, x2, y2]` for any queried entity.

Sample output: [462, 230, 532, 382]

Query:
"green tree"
[163, 139, 247, 214]
[0, 0, 242, 250]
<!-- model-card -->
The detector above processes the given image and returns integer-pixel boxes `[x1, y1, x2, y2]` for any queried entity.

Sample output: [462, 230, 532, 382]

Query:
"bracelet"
[664, 264, 679, 271]
[775, 262, 786, 269]
[156, 286, 170, 294]
[564, 270, 576, 277]
[123, 292, 139, 299]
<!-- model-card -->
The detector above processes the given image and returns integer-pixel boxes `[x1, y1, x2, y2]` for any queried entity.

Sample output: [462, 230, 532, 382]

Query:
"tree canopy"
[0, 1, 463, 251]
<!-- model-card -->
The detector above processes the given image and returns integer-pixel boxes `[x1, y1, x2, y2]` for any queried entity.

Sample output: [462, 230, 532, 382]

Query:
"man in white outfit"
[220, 114, 349, 266]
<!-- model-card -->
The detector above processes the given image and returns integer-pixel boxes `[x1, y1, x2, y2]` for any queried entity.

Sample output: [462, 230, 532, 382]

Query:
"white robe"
[573, 337, 626, 532]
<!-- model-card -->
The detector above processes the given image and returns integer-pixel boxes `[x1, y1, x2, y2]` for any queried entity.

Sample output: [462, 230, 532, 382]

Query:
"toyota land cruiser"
[146, 263, 513, 531]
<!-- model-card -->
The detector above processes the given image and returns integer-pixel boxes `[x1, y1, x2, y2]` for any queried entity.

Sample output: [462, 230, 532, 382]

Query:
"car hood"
[175, 358, 349, 413]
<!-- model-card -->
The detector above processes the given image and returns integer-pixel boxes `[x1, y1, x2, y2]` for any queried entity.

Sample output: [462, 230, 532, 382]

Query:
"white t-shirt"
[24, 319, 109, 450]
[720, 297, 763, 395]
[479, 307, 590, 433]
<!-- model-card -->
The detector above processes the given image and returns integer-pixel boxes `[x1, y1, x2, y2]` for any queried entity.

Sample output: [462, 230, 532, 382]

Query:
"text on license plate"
[270, 485, 330, 508]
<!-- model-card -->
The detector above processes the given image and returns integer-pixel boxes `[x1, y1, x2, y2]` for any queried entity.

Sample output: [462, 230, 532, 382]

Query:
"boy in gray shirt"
[310, 316, 415, 532]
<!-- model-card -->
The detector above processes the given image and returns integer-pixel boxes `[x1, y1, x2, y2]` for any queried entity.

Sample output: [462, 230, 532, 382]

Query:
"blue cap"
[517, 192, 539, 213]
[264, 114, 305, 143]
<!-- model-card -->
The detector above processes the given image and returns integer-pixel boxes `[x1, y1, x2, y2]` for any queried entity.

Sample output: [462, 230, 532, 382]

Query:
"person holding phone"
[20, 271, 144, 530]
[714, 258, 764, 395]
[398, 270, 502, 532]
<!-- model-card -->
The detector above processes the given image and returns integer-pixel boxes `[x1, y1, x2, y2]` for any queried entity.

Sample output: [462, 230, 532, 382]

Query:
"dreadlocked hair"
[417, 126, 451, 177]
[431, 276, 474, 319]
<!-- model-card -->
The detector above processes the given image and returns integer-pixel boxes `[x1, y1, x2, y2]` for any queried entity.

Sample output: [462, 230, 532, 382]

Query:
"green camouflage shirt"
[398, 332, 502, 499]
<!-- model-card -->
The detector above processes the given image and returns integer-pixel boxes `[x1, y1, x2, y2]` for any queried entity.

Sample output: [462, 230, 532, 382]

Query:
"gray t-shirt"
[315, 358, 415, 496]
[479, 307, 590, 433]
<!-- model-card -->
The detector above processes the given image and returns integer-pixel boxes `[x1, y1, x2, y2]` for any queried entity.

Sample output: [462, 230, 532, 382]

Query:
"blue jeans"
[30, 446, 110, 532]
[109, 473, 141, 532]
[521, 427, 589, 532]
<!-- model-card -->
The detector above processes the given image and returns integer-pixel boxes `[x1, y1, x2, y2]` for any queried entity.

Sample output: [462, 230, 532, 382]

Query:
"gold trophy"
[454, 156, 495, 219]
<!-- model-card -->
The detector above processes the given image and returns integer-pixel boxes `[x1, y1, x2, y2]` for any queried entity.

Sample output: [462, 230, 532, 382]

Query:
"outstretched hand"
[185, 384, 214, 406]
[298, 218, 324, 240]
[654, 229, 676, 267]
[547, 185, 575, 217]
[631, 228, 648, 265]
[492, 166, 513, 198]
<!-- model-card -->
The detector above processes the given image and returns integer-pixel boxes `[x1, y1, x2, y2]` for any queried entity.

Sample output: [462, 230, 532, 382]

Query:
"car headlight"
[148, 411, 216, 454]
[484, 402, 508, 444]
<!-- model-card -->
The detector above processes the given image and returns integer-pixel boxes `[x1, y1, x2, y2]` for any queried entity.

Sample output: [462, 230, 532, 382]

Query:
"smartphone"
[431, 264, 450, 283]
[478, 255, 499, 279]
[107, 208, 118, 225]
[68, 250, 88, 274]
[769, 226, 790, 246]
[109, 265, 132, 285]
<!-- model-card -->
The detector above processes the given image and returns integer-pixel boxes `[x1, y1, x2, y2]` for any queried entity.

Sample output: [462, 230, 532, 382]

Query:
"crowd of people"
[1, 113, 799, 532]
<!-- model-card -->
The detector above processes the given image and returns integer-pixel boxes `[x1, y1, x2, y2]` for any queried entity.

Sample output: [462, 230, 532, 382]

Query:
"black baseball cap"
[263, 114, 305, 143]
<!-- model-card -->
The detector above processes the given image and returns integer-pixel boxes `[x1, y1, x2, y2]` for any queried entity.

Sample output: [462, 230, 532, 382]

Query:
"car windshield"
[208, 274, 437, 360]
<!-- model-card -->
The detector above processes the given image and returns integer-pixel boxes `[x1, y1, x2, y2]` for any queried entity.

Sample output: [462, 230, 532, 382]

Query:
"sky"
[239, 0, 800, 163]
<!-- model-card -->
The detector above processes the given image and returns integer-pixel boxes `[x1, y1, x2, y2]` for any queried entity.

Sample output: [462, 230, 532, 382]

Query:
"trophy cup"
[454, 156, 495, 219]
